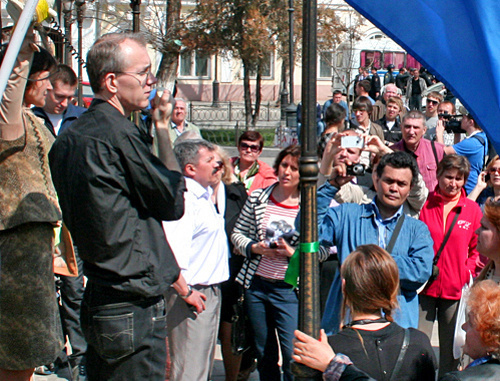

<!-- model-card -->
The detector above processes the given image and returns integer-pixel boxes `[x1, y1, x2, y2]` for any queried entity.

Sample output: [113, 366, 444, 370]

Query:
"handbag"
[231, 284, 251, 355]
[453, 272, 473, 359]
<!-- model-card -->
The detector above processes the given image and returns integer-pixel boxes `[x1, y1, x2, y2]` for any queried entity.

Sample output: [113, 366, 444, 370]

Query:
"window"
[179, 51, 210, 78]
[319, 51, 334, 78]
[247, 53, 274, 79]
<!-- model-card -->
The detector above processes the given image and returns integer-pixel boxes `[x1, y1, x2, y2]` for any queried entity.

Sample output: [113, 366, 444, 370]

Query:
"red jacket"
[232, 158, 277, 194]
[419, 189, 483, 300]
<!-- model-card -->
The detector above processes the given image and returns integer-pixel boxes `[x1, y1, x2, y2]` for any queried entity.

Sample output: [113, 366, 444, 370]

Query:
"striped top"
[255, 195, 299, 280]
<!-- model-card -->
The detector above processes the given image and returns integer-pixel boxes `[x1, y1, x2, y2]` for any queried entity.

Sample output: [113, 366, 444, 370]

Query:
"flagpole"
[0, 0, 39, 102]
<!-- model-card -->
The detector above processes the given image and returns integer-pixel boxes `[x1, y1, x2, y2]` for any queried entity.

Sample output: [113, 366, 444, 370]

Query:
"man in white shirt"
[163, 139, 229, 381]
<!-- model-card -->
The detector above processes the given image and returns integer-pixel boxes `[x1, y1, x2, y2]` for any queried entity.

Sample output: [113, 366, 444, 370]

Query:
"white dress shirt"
[163, 177, 229, 286]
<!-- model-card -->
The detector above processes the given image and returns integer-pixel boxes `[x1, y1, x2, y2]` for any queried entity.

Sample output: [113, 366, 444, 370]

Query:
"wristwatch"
[180, 285, 193, 299]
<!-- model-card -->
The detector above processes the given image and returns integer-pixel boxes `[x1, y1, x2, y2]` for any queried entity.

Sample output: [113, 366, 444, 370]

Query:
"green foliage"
[201, 128, 276, 147]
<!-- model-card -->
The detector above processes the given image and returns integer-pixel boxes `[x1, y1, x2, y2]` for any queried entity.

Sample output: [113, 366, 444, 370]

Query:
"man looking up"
[32, 64, 86, 137]
[319, 151, 434, 334]
[392, 110, 445, 191]
[49, 32, 204, 380]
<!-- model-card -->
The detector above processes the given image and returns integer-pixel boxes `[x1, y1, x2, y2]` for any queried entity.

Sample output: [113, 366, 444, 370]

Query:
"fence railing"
[188, 101, 282, 123]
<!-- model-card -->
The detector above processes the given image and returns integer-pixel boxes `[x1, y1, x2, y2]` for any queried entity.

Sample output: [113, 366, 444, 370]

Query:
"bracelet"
[180, 285, 193, 299]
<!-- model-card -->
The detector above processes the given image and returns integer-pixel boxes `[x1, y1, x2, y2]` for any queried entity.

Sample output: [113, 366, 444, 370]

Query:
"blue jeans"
[245, 276, 298, 381]
[81, 282, 167, 381]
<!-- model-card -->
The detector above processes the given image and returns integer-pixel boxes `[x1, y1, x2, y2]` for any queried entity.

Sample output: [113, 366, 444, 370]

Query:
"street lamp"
[292, 0, 321, 380]
[62, 0, 74, 66]
[129, 0, 141, 33]
[75, 0, 85, 107]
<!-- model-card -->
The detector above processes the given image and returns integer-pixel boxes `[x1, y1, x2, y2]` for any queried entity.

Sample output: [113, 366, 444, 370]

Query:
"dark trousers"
[409, 94, 422, 111]
[58, 250, 86, 366]
[245, 276, 298, 381]
[81, 282, 167, 381]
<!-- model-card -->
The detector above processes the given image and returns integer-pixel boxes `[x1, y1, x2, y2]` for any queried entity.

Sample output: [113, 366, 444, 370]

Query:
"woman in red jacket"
[419, 154, 484, 377]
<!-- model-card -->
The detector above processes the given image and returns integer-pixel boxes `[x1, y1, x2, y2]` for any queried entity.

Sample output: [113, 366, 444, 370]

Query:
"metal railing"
[187, 101, 282, 123]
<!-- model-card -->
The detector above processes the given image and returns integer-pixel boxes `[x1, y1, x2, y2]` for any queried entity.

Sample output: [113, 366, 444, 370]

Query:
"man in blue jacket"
[32, 64, 87, 137]
[318, 151, 434, 334]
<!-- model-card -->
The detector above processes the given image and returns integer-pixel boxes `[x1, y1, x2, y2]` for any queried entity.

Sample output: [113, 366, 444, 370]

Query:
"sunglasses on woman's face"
[240, 142, 260, 152]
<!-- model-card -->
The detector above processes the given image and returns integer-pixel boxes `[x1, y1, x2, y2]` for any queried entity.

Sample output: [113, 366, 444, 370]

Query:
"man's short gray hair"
[402, 110, 426, 126]
[86, 32, 147, 94]
[174, 139, 215, 172]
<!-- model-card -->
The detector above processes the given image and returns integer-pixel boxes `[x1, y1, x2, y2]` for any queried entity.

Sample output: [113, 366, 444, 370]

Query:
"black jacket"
[49, 99, 186, 297]
[440, 359, 500, 381]
[329, 323, 437, 381]
[32, 103, 87, 137]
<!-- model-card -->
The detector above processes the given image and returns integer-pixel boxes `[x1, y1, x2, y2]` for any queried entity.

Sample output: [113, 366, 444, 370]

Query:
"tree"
[183, 0, 288, 128]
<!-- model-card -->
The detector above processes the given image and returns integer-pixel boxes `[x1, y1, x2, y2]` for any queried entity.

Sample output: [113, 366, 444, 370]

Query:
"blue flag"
[345, 0, 500, 153]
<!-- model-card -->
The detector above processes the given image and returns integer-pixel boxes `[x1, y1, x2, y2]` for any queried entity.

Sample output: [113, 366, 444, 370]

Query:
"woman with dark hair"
[232, 145, 328, 380]
[293, 244, 436, 380]
[468, 155, 500, 207]
[418, 154, 484, 377]
[350, 96, 384, 141]
[0, 28, 63, 380]
[231, 130, 277, 194]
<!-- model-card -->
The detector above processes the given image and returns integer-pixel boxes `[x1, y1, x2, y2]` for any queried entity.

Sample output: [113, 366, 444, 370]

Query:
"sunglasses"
[426, 99, 439, 106]
[240, 142, 260, 152]
[488, 168, 500, 174]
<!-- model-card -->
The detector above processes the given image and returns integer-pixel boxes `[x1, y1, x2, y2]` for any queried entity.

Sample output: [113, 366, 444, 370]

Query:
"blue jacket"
[32, 103, 87, 137]
[318, 181, 434, 334]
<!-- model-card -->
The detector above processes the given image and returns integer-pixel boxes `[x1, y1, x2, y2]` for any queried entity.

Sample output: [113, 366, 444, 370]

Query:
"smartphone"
[341, 135, 364, 149]
[269, 242, 278, 249]
[485, 173, 491, 183]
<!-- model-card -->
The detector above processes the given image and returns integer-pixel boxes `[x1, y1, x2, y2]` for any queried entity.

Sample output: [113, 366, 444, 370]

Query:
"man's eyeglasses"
[488, 167, 500, 175]
[240, 142, 260, 152]
[115, 68, 153, 86]
[426, 99, 439, 106]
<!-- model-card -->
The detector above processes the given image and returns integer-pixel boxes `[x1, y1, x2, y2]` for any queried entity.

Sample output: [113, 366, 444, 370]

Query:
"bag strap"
[431, 139, 439, 167]
[471, 134, 488, 170]
[390, 329, 410, 381]
[386, 214, 405, 254]
[434, 207, 462, 266]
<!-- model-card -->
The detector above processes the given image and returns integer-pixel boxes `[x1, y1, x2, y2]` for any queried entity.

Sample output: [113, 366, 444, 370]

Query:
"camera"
[346, 163, 366, 176]
[438, 112, 463, 134]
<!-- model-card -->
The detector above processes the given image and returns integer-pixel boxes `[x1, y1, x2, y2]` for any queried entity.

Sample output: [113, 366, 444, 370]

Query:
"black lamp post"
[130, 0, 141, 33]
[212, 53, 220, 107]
[62, 0, 74, 66]
[291, 0, 321, 379]
[75, 0, 85, 107]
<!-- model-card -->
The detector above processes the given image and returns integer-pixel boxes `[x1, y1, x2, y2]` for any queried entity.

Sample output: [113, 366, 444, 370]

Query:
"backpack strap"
[390, 329, 410, 381]
[431, 139, 440, 167]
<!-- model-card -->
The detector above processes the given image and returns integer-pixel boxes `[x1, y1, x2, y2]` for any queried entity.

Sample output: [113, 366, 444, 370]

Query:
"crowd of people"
[1, 19, 500, 381]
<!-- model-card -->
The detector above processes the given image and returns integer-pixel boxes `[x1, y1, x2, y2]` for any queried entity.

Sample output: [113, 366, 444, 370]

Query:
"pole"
[292, 0, 321, 379]
[130, 0, 141, 123]
[130, 0, 141, 33]
[212, 53, 220, 107]
[63, 0, 73, 66]
[288, 0, 295, 105]
[75, 0, 85, 107]
[0, 0, 39, 101]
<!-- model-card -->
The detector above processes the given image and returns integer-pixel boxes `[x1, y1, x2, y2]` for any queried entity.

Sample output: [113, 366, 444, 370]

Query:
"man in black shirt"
[406, 68, 427, 111]
[49, 32, 205, 380]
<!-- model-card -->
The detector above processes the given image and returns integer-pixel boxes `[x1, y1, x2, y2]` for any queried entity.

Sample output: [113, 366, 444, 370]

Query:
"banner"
[345, 0, 500, 153]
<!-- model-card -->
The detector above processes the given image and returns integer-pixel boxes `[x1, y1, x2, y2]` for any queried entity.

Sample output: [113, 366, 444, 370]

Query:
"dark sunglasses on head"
[240, 142, 260, 152]
[426, 99, 439, 106]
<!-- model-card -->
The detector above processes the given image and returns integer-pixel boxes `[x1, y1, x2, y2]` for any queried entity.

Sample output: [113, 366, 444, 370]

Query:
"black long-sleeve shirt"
[49, 99, 186, 297]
